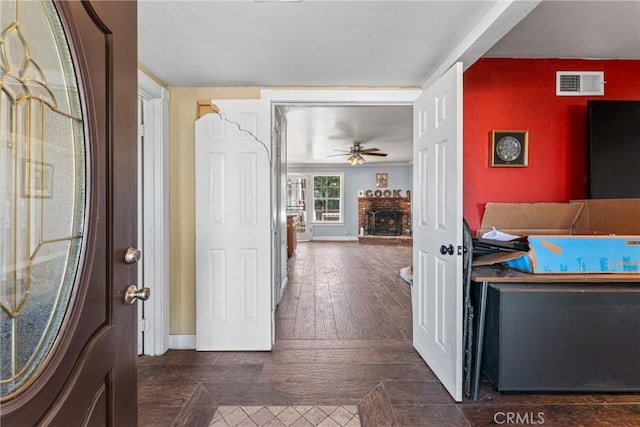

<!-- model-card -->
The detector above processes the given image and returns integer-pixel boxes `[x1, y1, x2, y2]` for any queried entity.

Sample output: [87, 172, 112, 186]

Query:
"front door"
[412, 63, 464, 401]
[1, 1, 139, 425]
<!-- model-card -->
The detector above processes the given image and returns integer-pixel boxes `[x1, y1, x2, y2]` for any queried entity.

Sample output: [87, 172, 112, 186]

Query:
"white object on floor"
[400, 266, 413, 285]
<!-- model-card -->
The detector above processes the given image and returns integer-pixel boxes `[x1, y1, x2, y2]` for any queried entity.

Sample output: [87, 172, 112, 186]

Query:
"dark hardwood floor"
[138, 241, 640, 426]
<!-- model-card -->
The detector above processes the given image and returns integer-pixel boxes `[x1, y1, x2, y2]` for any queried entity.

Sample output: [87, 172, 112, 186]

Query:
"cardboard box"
[477, 202, 584, 237]
[475, 199, 640, 274]
[506, 235, 640, 273]
[572, 198, 640, 235]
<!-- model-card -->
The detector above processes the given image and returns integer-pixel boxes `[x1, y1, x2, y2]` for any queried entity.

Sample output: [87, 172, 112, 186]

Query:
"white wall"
[287, 165, 412, 238]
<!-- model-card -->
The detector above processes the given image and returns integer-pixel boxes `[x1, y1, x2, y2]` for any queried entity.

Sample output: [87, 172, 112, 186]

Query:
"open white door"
[195, 100, 272, 350]
[412, 62, 464, 401]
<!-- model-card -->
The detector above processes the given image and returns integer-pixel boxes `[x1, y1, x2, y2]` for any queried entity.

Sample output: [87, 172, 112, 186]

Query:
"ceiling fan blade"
[326, 153, 350, 157]
[362, 152, 388, 157]
[360, 148, 381, 153]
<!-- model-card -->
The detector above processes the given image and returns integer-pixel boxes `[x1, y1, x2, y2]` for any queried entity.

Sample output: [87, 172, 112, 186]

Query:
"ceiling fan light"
[356, 155, 365, 165]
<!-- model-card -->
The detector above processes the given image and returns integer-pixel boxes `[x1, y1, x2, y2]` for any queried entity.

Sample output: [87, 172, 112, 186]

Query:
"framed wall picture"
[375, 172, 388, 188]
[490, 130, 528, 167]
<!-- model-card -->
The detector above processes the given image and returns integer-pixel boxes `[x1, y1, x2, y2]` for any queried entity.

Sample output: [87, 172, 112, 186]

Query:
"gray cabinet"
[482, 283, 640, 392]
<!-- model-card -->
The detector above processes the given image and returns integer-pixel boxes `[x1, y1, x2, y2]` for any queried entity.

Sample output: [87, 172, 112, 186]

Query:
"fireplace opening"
[367, 210, 402, 236]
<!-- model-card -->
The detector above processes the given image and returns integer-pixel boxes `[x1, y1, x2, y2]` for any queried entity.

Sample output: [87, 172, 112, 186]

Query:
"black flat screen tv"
[588, 100, 640, 198]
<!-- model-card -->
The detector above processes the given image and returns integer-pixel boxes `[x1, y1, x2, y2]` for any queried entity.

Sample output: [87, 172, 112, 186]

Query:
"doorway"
[266, 90, 419, 349]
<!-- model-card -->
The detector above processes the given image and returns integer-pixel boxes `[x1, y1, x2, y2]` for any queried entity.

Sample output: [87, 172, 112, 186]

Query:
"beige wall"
[169, 87, 261, 334]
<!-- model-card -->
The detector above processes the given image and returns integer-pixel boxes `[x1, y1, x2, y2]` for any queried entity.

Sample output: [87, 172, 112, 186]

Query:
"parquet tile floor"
[209, 405, 360, 427]
[138, 241, 640, 426]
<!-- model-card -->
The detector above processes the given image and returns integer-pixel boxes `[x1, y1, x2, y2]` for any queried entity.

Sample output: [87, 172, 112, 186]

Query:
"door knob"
[440, 244, 454, 255]
[124, 285, 151, 305]
[124, 247, 141, 264]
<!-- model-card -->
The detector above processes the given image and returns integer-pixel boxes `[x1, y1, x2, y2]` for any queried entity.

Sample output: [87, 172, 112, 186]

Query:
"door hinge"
[138, 124, 146, 138]
[139, 317, 150, 332]
[458, 245, 463, 256]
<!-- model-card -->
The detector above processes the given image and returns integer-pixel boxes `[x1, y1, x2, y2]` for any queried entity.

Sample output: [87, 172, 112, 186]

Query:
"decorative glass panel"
[0, 0, 86, 399]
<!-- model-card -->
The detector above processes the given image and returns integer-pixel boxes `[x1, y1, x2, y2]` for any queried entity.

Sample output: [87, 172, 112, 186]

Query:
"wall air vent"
[556, 71, 604, 96]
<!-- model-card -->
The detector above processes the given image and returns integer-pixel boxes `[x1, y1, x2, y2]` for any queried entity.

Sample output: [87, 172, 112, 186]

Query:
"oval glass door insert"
[1, 0, 86, 398]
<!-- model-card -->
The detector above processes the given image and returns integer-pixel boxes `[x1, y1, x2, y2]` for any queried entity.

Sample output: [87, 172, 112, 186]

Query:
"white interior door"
[412, 62, 464, 401]
[195, 100, 272, 350]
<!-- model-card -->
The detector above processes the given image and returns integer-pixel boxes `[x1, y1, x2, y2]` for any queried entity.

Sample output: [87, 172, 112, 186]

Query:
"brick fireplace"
[358, 191, 412, 245]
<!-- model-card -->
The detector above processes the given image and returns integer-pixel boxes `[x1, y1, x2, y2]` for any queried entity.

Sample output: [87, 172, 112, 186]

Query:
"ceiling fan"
[327, 142, 388, 165]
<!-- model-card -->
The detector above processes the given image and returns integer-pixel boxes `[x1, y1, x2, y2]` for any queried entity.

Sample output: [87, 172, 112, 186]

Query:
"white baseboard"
[311, 236, 358, 241]
[169, 334, 196, 349]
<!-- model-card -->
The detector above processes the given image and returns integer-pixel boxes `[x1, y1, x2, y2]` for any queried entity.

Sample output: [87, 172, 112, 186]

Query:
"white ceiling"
[138, 0, 640, 166]
[138, 0, 504, 87]
[484, 0, 640, 59]
[283, 104, 414, 166]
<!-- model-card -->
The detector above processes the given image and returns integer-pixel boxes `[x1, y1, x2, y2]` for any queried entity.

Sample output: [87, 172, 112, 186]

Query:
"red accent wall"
[463, 58, 640, 233]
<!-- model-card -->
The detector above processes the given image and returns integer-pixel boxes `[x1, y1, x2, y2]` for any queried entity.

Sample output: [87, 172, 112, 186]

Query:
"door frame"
[137, 69, 170, 356]
[262, 89, 421, 329]
[272, 107, 287, 312]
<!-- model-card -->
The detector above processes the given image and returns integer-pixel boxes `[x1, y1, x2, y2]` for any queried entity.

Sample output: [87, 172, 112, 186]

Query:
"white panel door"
[412, 63, 464, 401]
[195, 100, 272, 350]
